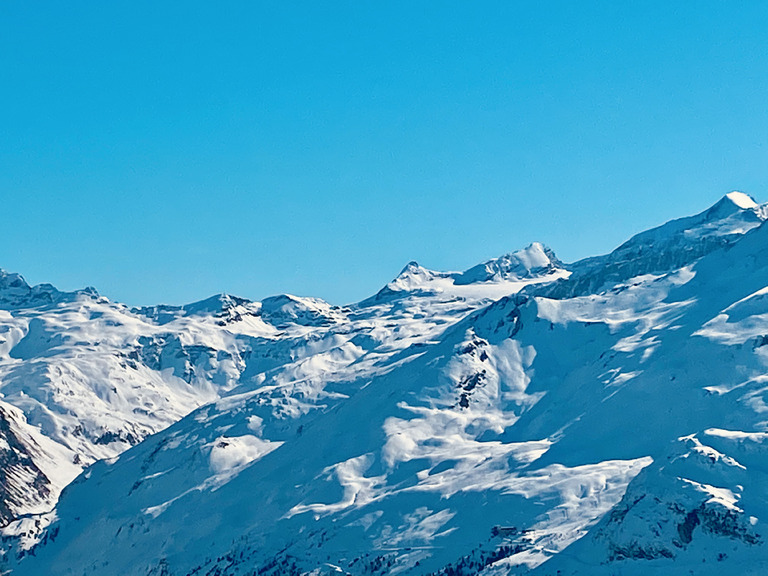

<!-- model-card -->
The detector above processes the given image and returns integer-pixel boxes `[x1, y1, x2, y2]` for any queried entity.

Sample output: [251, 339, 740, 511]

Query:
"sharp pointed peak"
[397, 261, 427, 276]
[695, 191, 764, 225]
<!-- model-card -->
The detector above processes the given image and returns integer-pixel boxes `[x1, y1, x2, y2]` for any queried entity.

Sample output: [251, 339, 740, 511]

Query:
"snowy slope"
[7, 192, 768, 576]
[0, 245, 564, 552]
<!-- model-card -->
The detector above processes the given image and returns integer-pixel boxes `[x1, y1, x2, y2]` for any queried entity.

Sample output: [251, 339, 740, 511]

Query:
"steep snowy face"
[0, 402, 74, 526]
[5, 295, 652, 576]
[0, 290, 250, 535]
[531, 429, 768, 576]
[8, 193, 768, 576]
[545, 192, 768, 298]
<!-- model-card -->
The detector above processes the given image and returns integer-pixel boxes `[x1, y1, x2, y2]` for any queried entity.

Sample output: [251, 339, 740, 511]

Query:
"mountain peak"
[397, 261, 425, 276]
[387, 261, 446, 291]
[704, 191, 761, 221]
[0, 269, 30, 291]
[0, 269, 75, 310]
[544, 191, 766, 299]
[724, 190, 758, 210]
[260, 293, 342, 327]
[454, 242, 563, 285]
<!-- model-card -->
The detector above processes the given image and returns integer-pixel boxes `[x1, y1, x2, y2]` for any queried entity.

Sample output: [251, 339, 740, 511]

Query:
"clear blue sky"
[1, 2, 766, 306]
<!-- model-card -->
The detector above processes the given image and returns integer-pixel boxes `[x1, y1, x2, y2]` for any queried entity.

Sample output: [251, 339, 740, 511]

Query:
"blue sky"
[1, 2, 766, 306]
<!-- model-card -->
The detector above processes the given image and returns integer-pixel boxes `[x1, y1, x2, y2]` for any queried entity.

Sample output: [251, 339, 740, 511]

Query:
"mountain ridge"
[3, 192, 768, 575]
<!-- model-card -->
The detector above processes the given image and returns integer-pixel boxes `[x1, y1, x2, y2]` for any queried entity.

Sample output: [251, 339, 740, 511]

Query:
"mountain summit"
[455, 242, 563, 285]
[4, 193, 768, 576]
[720, 190, 758, 210]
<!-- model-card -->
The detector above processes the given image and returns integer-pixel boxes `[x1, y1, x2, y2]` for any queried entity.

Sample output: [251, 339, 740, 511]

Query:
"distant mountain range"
[3, 191, 768, 575]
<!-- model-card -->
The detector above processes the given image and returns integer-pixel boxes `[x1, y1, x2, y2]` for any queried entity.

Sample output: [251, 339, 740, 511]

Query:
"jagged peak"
[509, 241, 562, 269]
[358, 244, 568, 308]
[393, 261, 446, 282]
[387, 261, 448, 291]
[0, 269, 96, 310]
[398, 261, 423, 276]
[357, 262, 451, 306]
[0, 269, 31, 291]
[454, 242, 563, 286]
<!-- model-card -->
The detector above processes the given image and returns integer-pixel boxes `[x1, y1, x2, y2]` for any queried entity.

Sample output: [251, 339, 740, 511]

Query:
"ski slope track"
[3, 192, 768, 575]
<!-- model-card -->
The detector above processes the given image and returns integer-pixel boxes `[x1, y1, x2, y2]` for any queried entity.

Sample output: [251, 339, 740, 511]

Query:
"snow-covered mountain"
[0, 243, 565, 552]
[5, 192, 768, 575]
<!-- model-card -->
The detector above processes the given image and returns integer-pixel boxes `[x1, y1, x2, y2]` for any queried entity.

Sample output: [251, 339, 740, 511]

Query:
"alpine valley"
[3, 192, 768, 575]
